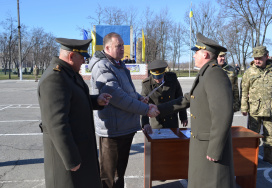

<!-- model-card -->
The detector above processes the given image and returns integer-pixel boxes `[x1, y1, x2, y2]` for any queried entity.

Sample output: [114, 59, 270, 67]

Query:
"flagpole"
[189, 3, 192, 77]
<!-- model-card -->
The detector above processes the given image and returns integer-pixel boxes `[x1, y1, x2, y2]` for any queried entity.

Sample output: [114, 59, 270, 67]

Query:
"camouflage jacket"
[241, 60, 272, 117]
[222, 63, 240, 112]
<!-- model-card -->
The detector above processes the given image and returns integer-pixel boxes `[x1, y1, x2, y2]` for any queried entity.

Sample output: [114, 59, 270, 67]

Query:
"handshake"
[147, 104, 160, 117]
[139, 96, 160, 117]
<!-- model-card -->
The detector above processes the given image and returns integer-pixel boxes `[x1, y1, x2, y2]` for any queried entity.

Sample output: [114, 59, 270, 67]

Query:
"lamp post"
[8, 35, 12, 79]
[161, 21, 164, 61]
[17, 0, 22, 80]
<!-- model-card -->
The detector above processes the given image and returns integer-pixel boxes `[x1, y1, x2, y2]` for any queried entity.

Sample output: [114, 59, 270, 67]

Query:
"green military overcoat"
[158, 60, 235, 188]
[141, 72, 187, 128]
[38, 57, 102, 188]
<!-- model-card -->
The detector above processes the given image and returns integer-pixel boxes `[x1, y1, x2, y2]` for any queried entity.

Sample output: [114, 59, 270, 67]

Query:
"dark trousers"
[99, 132, 135, 188]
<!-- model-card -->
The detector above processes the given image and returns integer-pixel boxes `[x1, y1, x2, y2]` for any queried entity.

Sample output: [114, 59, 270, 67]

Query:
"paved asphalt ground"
[0, 78, 272, 188]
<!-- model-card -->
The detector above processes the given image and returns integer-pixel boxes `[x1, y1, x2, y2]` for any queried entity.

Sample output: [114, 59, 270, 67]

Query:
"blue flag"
[83, 29, 88, 40]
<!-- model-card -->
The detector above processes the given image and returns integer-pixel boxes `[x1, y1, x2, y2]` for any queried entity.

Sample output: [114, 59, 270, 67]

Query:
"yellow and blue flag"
[134, 33, 137, 62]
[91, 31, 96, 56]
[95, 25, 131, 59]
[83, 29, 88, 40]
[142, 29, 145, 62]
[189, 8, 193, 18]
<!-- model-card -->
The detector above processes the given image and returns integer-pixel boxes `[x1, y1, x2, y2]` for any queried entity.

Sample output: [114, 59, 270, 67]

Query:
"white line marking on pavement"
[0, 104, 40, 110]
[0, 133, 42, 136]
[179, 179, 188, 187]
[0, 179, 44, 183]
[125, 175, 144, 178]
[31, 182, 45, 188]
[0, 105, 12, 111]
[258, 167, 272, 170]
[0, 120, 40, 123]
[233, 114, 245, 117]
[264, 168, 272, 183]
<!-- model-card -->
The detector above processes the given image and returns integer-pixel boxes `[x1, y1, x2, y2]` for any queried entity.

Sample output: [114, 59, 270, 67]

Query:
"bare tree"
[0, 34, 9, 74]
[141, 7, 173, 63]
[221, 19, 251, 71]
[171, 23, 184, 69]
[87, 4, 104, 25]
[218, 0, 272, 48]
[0, 16, 18, 78]
[183, 2, 221, 68]
[39, 33, 59, 72]
[142, 7, 157, 63]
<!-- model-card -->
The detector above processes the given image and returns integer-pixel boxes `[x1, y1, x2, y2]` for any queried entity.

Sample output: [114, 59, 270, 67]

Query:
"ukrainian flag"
[95, 25, 131, 60]
[91, 31, 96, 56]
[142, 29, 145, 62]
[189, 8, 193, 18]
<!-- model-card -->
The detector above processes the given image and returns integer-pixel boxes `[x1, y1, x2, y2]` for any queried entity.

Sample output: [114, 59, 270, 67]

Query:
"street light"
[17, 0, 22, 80]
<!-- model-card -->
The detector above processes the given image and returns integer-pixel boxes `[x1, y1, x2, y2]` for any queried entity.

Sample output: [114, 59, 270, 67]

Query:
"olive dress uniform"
[158, 33, 235, 188]
[186, 60, 235, 188]
[38, 38, 102, 188]
[141, 72, 187, 128]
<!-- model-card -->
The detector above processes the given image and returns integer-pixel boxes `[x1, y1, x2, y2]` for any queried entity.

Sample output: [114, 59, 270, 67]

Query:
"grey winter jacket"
[89, 51, 149, 137]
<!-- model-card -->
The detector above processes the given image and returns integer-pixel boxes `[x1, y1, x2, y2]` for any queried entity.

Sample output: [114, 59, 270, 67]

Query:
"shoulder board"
[211, 63, 218, 67]
[53, 65, 61, 72]
[142, 77, 151, 83]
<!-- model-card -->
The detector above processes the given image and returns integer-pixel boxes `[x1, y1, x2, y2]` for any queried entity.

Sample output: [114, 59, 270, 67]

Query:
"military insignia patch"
[53, 65, 61, 71]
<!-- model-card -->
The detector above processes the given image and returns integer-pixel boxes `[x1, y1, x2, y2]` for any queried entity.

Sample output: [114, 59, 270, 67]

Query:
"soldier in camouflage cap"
[217, 52, 240, 112]
[241, 45, 272, 164]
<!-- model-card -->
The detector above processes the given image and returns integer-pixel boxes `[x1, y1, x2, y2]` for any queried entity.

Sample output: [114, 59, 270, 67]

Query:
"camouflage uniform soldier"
[33, 65, 39, 82]
[241, 46, 272, 164]
[217, 52, 240, 112]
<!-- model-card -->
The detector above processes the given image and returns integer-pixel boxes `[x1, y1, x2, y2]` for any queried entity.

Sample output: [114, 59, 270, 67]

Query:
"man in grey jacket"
[89, 32, 159, 188]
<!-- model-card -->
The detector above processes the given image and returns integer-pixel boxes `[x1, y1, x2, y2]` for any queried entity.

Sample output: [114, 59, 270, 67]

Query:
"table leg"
[144, 137, 152, 188]
[236, 175, 256, 188]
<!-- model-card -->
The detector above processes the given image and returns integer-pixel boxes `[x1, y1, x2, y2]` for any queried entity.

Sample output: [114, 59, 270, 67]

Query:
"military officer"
[157, 33, 235, 188]
[241, 46, 272, 164]
[141, 60, 188, 133]
[38, 38, 111, 188]
[33, 65, 39, 82]
[217, 52, 240, 112]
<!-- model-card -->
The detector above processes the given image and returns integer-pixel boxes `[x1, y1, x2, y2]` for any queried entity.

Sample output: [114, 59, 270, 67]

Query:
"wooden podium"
[144, 126, 263, 188]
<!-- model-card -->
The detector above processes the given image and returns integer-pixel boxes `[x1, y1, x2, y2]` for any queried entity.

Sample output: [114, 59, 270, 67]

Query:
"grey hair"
[200, 49, 217, 60]
[59, 48, 71, 57]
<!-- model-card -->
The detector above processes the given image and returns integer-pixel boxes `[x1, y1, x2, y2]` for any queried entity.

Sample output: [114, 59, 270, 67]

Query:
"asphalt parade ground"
[0, 78, 272, 188]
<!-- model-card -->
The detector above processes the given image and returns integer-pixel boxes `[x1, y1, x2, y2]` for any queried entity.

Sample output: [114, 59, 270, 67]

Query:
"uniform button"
[191, 95, 195, 99]
[191, 114, 193, 117]
[161, 97, 163, 99]
[164, 119, 166, 121]
[169, 96, 170, 98]
[170, 117, 172, 119]
[193, 116, 196, 119]
[191, 132, 193, 135]
[193, 136, 195, 138]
